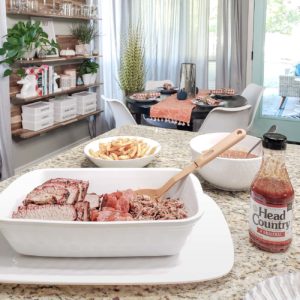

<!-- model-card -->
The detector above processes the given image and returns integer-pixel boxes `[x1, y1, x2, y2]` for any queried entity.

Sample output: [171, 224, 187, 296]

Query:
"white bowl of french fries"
[84, 136, 161, 168]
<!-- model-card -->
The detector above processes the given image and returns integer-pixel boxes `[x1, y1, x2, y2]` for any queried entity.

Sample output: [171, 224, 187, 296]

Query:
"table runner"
[150, 94, 196, 126]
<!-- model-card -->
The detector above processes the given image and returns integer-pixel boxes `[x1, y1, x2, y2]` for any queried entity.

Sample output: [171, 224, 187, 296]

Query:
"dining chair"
[241, 83, 264, 130]
[197, 105, 252, 134]
[101, 95, 137, 128]
[145, 80, 174, 91]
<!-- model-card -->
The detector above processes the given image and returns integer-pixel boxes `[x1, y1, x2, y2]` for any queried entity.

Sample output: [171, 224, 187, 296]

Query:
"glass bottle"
[249, 132, 294, 252]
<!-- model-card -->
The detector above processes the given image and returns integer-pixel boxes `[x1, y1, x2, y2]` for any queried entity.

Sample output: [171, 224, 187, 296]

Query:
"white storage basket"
[22, 101, 54, 115]
[22, 117, 54, 131]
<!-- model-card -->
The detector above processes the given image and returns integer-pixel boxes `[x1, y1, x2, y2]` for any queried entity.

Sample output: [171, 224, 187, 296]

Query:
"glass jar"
[249, 132, 294, 252]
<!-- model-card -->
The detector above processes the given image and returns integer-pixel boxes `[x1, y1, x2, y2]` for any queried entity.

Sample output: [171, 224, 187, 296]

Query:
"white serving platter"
[0, 194, 233, 285]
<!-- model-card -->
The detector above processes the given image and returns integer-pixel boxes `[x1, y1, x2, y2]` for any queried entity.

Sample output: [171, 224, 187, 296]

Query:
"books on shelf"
[25, 65, 54, 97]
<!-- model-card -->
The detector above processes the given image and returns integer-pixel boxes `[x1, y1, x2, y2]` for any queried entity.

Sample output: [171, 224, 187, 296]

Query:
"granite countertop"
[0, 125, 299, 300]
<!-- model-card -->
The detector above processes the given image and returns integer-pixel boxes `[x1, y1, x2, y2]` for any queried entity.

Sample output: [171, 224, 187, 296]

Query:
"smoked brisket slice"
[42, 182, 79, 205]
[75, 201, 90, 221]
[45, 178, 89, 201]
[12, 204, 76, 221]
[24, 184, 69, 205]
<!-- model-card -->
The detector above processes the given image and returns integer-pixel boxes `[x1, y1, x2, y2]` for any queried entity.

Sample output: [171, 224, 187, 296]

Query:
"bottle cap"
[262, 132, 287, 150]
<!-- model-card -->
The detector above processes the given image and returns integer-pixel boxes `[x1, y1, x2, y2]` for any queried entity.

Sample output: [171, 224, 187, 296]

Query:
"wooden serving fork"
[135, 129, 247, 198]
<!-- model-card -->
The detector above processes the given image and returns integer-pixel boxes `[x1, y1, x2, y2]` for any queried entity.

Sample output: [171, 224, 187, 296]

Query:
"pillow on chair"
[295, 64, 300, 76]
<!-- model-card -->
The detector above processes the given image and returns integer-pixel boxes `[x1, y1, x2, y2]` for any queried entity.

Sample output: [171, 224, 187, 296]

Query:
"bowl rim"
[84, 135, 161, 162]
[189, 132, 262, 162]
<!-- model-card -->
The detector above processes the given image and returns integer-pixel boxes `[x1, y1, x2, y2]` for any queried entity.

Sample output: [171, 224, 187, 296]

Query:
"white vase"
[75, 44, 91, 56]
[90, 73, 97, 84]
[22, 47, 36, 60]
[82, 74, 92, 85]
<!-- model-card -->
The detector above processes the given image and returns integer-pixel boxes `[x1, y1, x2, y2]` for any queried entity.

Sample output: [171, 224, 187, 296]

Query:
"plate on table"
[211, 93, 238, 99]
[159, 87, 179, 95]
[192, 99, 225, 108]
[0, 194, 233, 284]
[129, 92, 160, 102]
[245, 272, 300, 300]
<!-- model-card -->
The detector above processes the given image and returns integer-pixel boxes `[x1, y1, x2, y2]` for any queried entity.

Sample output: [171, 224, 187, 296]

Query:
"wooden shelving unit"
[12, 109, 102, 139]
[11, 82, 103, 105]
[6, 0, 103, 139]
[14, 55, 101, 65]
[7, 10, 101, 21]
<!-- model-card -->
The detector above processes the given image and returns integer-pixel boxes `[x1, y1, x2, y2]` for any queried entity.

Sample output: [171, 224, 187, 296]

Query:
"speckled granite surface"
[0, 125, 299, 300]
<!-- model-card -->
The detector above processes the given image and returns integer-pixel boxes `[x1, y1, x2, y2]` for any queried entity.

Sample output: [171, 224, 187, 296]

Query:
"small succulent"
[119, 24, 145, 96]
[79, 59, 99, 75]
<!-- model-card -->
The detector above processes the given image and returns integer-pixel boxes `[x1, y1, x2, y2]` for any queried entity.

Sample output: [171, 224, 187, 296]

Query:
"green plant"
[119, 24, 145, 96]
[79, 59, 99, 75]
[71, 23, 97, 44]
[0, 21, 58, 77]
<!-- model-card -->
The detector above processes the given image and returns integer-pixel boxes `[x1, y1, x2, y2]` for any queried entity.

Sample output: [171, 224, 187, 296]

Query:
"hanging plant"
[0, 21, 58, 77]
[119, 24, 146, 96]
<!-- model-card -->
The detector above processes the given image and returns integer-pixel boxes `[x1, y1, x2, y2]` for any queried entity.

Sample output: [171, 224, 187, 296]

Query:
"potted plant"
[0, 21, 58, 77]
[79, 59, 99, 85]
[119, 24, 145, 96]
[71, 23, 97, 56]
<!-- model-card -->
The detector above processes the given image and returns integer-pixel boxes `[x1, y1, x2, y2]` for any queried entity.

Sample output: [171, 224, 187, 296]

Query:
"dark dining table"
[126, 93, 248, 131]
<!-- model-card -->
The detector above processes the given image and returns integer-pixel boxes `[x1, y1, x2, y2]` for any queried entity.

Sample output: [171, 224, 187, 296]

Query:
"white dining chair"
[145, 80, 174, 90]
[241, 83, 264, 130]
[101, 95, 137, 128]
[197, 105, 252, 134]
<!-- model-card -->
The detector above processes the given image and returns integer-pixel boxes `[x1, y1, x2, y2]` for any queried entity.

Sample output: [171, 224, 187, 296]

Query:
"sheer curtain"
[0, 2, 14, 180]
[101, 0, 210, 130]
[129, 0, 210, 89]
[101, 0, 130, 130]
[215, 0, 250, 93]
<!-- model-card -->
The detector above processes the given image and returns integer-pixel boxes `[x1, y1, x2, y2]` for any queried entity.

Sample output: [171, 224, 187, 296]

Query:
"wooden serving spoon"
[135, 128, 247, 199]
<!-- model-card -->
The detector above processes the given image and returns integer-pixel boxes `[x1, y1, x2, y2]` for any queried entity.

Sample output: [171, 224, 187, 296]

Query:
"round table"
[126, 94, 248, 130]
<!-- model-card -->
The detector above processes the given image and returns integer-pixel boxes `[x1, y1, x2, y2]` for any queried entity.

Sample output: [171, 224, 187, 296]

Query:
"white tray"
[0, 194, 233, 285]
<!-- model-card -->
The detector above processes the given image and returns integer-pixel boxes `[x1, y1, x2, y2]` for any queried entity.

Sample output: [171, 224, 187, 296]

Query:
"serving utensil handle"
[156, 129, 247, 198]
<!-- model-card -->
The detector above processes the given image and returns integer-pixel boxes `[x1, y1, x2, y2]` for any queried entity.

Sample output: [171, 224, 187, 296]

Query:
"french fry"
[88, 138, 157, 161]
[148, 146, 157, 155]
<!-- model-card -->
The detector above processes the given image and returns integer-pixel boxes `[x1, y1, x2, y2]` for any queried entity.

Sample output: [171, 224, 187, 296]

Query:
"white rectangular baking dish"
[0, 168, 204, 258]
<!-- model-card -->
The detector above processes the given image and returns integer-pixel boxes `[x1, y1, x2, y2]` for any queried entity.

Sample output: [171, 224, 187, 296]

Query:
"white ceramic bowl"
[0, 168, 204, 257]
[189, 132, 262, 191]
[84, 136, 161, 168]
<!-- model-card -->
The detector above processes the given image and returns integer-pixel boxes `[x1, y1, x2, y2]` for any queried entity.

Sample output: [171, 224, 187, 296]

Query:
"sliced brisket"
[12, 204, 76, 221]
[45, 178, 89, 201]
[24, 184, 69, 205]
[75, 201, 90, 221]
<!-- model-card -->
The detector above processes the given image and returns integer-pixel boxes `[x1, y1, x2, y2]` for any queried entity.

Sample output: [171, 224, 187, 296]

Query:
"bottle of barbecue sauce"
[249, 132, 294, 252]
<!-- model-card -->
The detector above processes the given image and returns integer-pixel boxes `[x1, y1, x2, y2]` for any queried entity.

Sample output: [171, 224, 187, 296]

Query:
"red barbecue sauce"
[249, 132, 294, 253]
[250, 177, 294, 252]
